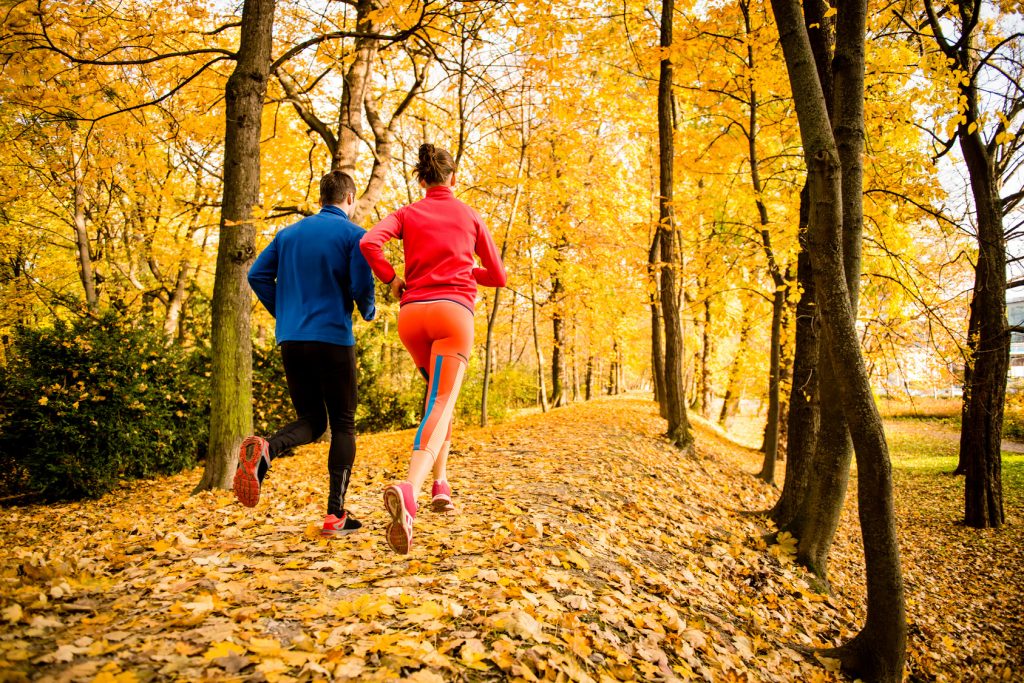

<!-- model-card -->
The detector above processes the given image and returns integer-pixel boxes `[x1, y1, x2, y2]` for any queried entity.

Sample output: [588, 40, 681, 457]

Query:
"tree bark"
[770, 0, 906, 678]
[72, 176, 98, 311]
[585, 355, 594, 400]
[770, 185, 819, 528]
[649, 234, 666, 414]
[550, 274, 568, 407]
[920, 0, 1008, 528]
[718, 309, 751, 426]
[335, 0, 379, 174]
[700, 295, 713, 418]
[658, 0, 693, 450]
[195, 0, 276, 493]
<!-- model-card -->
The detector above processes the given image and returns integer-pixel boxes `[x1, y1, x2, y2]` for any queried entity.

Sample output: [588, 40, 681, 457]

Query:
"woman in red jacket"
[360, 144, 506, 554]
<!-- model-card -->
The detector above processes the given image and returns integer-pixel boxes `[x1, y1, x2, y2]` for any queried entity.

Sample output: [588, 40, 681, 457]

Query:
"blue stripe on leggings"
[414, 357, 443, 451]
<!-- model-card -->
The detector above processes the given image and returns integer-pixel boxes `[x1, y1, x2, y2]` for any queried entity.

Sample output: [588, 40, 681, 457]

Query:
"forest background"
[0, 0, 997, 501]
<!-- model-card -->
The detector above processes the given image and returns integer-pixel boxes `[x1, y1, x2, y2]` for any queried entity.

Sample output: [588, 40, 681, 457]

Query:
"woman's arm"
[359, 212, 403, 284]
[473, 220, 506, 288]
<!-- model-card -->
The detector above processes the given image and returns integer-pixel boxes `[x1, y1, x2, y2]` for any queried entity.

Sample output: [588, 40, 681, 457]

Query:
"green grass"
[884, 420, 1024, 504]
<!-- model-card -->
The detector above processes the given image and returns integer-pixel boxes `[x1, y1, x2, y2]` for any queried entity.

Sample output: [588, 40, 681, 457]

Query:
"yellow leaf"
[3, 603, 23, 623]
[247, 637, 282, 656]
[204, 641, 245, 660]
[823, 6, 837, 17]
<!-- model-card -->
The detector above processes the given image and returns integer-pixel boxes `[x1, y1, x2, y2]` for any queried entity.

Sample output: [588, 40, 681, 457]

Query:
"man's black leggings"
[268, 341, 357, 517]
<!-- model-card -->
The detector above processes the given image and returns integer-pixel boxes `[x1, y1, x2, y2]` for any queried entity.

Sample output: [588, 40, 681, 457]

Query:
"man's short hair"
[320, 171, 356, 205]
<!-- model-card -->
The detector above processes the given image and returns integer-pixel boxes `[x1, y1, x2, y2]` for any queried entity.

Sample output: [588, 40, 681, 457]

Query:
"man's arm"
[247, 237, 279, 317]
[350, 233, 377, 321]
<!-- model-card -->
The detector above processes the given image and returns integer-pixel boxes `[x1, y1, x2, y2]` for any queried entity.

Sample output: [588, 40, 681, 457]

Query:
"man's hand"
[390, 276, 406, 300]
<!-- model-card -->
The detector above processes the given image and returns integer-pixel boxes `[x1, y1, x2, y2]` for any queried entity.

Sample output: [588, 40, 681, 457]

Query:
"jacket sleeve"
[350, 233, 377, 322]
[473, 217, 507, 288]
[247, 236, 279, 317]
[359, 212, 403, 284]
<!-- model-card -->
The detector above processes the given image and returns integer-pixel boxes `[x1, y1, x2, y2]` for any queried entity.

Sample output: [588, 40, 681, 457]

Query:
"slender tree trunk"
[700, 296, 713, 418]
[658, 0, 693, 450]
[481, 145, 524, 426]
[528, 236, 549, 413]
[771, 0, 906, 678]
[195, 0, 276, 493]
[585, 355, 594, 400]
[649, 233, 667, 416]
[550, 275, 567, 407]
[72, 178, 98, 311]
[719, 310, 751, 426]
[757, 286, 784, 484]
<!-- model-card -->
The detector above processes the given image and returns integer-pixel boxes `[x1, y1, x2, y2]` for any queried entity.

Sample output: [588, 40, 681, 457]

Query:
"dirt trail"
[0, 398, 1018, 681]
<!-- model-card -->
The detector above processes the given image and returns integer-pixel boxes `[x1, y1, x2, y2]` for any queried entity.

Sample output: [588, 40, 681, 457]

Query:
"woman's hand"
[390, 276, 406, 300]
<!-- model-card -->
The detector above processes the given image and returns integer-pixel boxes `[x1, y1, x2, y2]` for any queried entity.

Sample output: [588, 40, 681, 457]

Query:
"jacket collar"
[425, 185, 454, 199]
[320, 205, 350, 219]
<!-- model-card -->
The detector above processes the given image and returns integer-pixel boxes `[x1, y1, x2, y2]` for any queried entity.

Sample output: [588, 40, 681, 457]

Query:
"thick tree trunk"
[658, 0, 693, 450]
[770, 185, 819, 528]
[195, 0, 276, 493]
[770, 0, 906, 678]
[335, 0, 379, 174]
[959, 132, 1007, 528]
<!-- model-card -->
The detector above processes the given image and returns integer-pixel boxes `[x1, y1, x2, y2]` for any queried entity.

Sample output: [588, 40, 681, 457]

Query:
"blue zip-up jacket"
[248, 205, 376, 346]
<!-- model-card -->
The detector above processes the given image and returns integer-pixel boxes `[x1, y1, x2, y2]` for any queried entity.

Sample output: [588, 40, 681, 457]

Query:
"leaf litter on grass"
[0, 397, 1019, 682]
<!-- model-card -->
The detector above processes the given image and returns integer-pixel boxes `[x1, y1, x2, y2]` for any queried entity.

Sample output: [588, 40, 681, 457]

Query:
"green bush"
[0, 315, 208, 500]
[1004, 393, 1024, 441]
[354, 332, 420, 433]
[458, 363, 538, 424]
[251, 343, 292, 435]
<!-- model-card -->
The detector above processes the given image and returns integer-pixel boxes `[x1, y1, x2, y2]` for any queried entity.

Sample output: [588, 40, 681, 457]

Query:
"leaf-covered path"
[1, 398, 1020, 682]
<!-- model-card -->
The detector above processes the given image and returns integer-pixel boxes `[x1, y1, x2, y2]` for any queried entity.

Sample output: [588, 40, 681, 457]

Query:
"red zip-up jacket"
[359, 185, 506, 311]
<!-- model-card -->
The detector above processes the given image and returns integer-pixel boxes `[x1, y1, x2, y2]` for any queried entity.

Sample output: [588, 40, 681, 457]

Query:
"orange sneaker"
[233, 436, 270, 507]
[321, 511, 362, 538]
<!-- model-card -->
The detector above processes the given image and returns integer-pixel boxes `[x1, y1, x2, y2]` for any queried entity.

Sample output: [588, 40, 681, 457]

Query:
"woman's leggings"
[397, 300, 474, 459]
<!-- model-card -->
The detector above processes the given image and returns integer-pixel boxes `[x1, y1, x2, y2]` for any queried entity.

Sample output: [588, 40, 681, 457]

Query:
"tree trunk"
[718, 310, 751, 426]
[756, 286, 784, 484]
[770, 0, 906, 678]
[658, 0, 693, 450]
[528, 234, 549, 413]
[550, 275, 567, 407]
[959, 128, 1007, 528]
[195, 0, 276, 493]
[770, 185, 819, 528]
[72, 178, 98, 311]
[649, 233, 667, 416]
[700, 296, 713, 418]
[335, 0, 379, 174]
[480, 146, 524, 426]
[585, 355, 594, 400]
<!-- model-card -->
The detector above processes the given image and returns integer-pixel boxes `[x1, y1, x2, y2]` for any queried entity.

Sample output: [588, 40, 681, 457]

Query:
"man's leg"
[267, 342, 329, 461]
[320, 344, 358, 517]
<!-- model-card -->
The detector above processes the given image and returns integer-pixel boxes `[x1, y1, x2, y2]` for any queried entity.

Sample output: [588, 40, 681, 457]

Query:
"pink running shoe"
[430, 480, 455, 513]
[383, 482, 417, 554]
[233, 436, 270, 508]
[321, 511, 363, 538]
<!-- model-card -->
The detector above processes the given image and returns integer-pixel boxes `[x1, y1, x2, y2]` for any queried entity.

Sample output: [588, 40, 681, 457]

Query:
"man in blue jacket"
[236, 171, 376, 538]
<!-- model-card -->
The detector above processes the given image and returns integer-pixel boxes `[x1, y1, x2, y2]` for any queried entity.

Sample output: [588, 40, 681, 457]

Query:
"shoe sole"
[383, 486, 413, 554]
[431, 494, 455, 513]
[233, 437, 266, 508]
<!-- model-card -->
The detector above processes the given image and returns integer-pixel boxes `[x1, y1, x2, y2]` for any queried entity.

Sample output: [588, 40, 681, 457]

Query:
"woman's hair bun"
[415, 143, 456, 186]
[418, 143, 435, 165]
